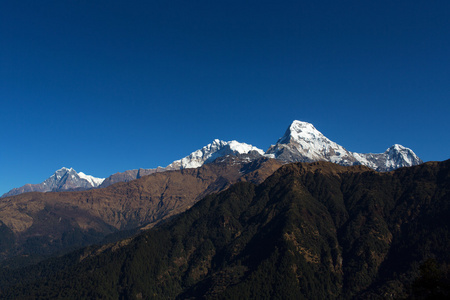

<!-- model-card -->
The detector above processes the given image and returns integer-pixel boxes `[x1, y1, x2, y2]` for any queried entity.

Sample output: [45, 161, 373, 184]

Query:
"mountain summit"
[166, 139, 265, 170]
[4, 121, 423, 195]
[266, 121, 356, 164]
[1, 167, 105, 197]
[266, 120, 422, 171]
[99, 139, 265, 188]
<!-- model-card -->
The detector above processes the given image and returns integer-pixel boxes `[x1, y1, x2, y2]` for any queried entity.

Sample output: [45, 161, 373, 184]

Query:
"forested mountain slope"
[0, 156, 281, 266]
[1, 160, 449, 299]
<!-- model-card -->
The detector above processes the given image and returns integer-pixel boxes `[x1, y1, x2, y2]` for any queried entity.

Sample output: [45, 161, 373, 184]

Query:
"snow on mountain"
[2, 167, 105, 197]
[44, 167, 105, 190]
[266, 120, 422, 171]
[99, 140, 265, 188]
[166, 139, 265, 170]
[78, 171, 106, 187]
[266, 121, 358, 165]
[3, 121, 423, 196]
[352, 144, 423, 171]
[376, 144, 422, 171]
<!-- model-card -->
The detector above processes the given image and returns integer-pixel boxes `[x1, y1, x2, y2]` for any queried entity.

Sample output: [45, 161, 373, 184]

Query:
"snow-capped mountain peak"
[78, 171, 105, 187]
[279, 121, 324, 144]
[41, 167, 105, 191]
[166, 139, 264, 170]
[279, 120, 343, 155]
[2, 167, 105, 198]
[4, 120, 423, 196]
[52, 167, 74, 179]
[383, 144, 422, 170]
[268, 120, 355, 164]
[267, 120, 423, 171]
[227, 140, 265, 155]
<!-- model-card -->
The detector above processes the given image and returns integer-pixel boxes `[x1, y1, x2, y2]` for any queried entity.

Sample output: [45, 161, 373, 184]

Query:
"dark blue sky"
[1, 0, 449, 194]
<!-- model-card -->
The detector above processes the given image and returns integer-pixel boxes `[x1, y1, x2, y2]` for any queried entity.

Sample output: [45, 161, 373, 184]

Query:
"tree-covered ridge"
[0, 156, 282, 267]
[1, 160, 449, 299]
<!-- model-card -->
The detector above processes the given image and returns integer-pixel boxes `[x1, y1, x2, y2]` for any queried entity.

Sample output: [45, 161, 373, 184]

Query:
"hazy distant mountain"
[266, 120, 422, 171]
[1, 167, 105, 198]
[98, 168, 165, 188]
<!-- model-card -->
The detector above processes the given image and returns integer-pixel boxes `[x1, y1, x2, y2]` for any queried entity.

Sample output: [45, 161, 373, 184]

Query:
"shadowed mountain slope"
[0, 156, 282, 265]
[1, 160, 448, 299]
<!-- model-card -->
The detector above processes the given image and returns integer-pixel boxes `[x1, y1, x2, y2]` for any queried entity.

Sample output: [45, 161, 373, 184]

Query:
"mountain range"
[266, 121, 422, 171]
[0, 120, 446, 299]
[1, 160, 448, 299]
[2, 120, 422, 197]
[0, 156, 282, 265]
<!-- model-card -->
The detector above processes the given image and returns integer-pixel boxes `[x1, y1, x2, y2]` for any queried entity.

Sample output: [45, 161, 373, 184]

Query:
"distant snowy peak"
[383, 144, 422, 170]
[47, 167, 105, 189]
[266, 120, 422, 171]
[267, 120, 356, 164]
[278, 121, 326, 145]
[4, 121, 423, 197]
[352, 144, 422, 172]
[99, 140, 265, 188]
[166, 139, 265, 170]
[276, 121, 340, 153]
[78, 171, 105, 187]
[2, 167, 105, 198]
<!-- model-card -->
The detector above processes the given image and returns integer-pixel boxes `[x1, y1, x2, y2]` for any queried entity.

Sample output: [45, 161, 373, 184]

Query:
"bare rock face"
[98, 169, 140, 188]
[98, 167, 172, 188]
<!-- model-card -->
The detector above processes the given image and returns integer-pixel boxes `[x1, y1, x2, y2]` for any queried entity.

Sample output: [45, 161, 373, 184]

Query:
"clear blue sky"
[1, 0, 449, 195]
